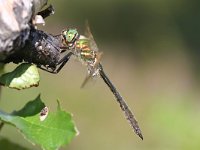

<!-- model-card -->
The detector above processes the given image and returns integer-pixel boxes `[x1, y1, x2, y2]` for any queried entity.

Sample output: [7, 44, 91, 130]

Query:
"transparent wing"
[81, 52, 103, 88]
[81, 20, 102, 88]
[81, 74, 92, 88]
[85, 20, 99, 52]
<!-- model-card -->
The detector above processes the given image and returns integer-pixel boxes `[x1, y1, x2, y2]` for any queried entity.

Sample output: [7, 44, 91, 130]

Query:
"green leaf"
[13, 94, 45, 117]
[0, 137, 29, 150]
[0, 63, 40, 90]
[0, 95, 78, 150]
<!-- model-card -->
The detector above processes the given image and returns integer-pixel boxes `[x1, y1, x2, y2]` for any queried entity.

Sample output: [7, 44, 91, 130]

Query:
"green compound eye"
[65, 29, 78, 43]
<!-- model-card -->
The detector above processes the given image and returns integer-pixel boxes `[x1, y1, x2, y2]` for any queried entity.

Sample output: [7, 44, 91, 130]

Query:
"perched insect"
[61, 27, 103, 86]
[60, 23, 143, 140]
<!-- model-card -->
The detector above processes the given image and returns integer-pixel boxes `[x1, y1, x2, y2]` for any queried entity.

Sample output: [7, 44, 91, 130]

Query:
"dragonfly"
[60, 22, 143, 140]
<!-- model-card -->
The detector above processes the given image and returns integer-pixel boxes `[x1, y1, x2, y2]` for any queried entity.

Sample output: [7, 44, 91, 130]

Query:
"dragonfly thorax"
[75, 36, 96, 63]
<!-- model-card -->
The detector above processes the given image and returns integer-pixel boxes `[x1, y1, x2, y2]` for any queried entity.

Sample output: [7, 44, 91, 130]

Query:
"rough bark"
[0, 0, 48, 61]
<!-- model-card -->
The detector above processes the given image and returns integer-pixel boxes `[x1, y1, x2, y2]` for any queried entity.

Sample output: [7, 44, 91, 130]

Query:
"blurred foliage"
[0, 137, 29, 150]
[1, 0, 200, 150]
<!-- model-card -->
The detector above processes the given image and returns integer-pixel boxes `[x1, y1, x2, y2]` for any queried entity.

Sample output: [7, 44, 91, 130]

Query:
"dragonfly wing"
[80, 74, 92, 88]
[81, 21, 103, 88]
[85, 20, 99, 52]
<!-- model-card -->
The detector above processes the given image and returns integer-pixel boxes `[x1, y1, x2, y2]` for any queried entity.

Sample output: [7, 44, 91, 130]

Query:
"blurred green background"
[1, 0, 200, 149]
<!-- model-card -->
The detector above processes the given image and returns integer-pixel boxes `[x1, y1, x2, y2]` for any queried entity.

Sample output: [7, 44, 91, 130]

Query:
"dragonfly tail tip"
[137, 132, 143, 140]
[139, 134, 143, 140]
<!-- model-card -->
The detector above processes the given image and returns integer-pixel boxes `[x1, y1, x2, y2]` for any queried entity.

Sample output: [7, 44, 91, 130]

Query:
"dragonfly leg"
[37, 65, 57, 74]
[60, 46, 69, 53]
[37, 52, 73, 74]
[53, 34, 61, 38]
[54, 52, 73, 73]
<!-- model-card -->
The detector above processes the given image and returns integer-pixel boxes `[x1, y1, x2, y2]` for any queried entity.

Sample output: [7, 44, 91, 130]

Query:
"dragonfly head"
[61, 28, 79, 48]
